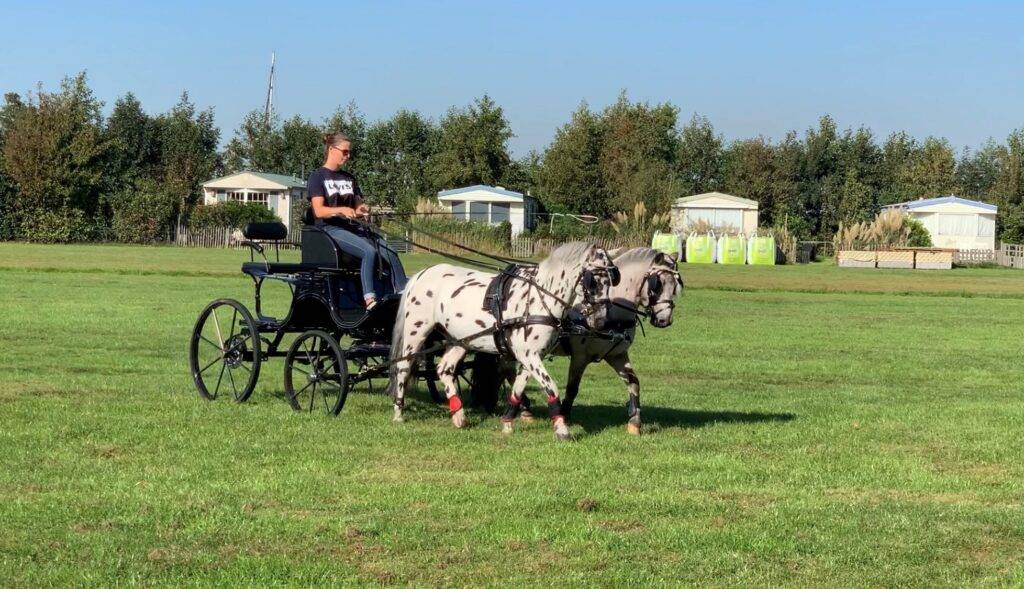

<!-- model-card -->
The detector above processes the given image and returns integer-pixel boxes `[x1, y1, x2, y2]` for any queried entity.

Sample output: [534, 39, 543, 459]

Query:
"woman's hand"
[356, 203, 370, 218]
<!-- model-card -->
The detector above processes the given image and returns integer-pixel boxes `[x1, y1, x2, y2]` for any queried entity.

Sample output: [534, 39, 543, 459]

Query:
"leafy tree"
[993, 129, 1024, 207]
[598, 92, 681, 214]
[676, 114, 723, 195]
[103, 93, 159, 187]
[955, 142, 1001, 200]
[0, 93, 27, 239]
[501, 150, 542, 198]
[157, 92, 219, 223]
[222, 110, 283, 174]
[905, 136, 957, 198]
[1, 73, 109, 241]
[360, 109, 437, 210]
[879, 131, 918, 205]
[722, 137, 777, 221]
[280, 115, 322, 178]
[538, 103, 606, 214]
[428, 95, 513, 191]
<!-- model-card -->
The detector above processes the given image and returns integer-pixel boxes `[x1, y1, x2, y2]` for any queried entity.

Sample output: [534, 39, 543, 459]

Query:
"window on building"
[684, 207, 742, 231]
[469, 201, 489, 223]
[491, 202, 510, 224]
[451, 201, 466, 219]
[216, 191, 227, 203]
[227, 191, 245, 202]
[249, 192, 269, 206]
[978, 216, 995, 237]
[938, 214, 974, 236]
[714, 209, 742, 230]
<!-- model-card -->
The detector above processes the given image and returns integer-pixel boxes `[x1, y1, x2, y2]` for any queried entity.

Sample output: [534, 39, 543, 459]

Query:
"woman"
[307, 132, 406, 309]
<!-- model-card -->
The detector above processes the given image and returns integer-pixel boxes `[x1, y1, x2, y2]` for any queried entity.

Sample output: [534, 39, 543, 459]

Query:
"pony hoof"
[553, 418, 573, 441]
[451, 409, 467, 429]
[501, 420, 514, 435]
[626, 422, 642, 436]
[519, 410, 534, 423]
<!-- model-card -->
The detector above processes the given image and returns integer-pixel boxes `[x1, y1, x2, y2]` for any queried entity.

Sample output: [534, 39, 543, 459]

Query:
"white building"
[882, 196, 997, 251]
[201, 171, 306, 230]
[671, 192, 759, 235]
[436, 185, 538, 236]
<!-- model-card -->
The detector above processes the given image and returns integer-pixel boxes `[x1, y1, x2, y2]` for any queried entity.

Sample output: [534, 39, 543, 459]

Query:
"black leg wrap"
[520, 394, 533, 413]
[547, 395, 562, 419]
[501, 397, 520, 422]
[394, 398, 404, 409]
[626, 395, 639, 420]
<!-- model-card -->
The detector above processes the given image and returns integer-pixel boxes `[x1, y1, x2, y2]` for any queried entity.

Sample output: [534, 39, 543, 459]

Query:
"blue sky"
[3, 1, 1022, 156]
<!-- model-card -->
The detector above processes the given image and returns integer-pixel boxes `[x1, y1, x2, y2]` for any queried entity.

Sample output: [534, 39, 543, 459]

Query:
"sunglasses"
[331, 146, 351, 156]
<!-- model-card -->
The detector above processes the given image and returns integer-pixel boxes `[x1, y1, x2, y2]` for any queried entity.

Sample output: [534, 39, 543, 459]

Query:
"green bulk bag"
[717, 234, 747, 265]
[650, 231, 681, 258]
[685, 232, 716, 264]
[748, 235, 776, 265]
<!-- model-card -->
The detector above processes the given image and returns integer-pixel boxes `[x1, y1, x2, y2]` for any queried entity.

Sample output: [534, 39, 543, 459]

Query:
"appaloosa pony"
[511, 248, 683, 435]
[388, 242, 619, 440]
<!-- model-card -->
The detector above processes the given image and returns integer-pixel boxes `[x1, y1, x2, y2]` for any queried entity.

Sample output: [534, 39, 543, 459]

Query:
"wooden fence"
[173, 226, 236, 248]
[172, 224, 658, 262]
[996, 243, 1024, 268]
[171, 226, 302, 249]
[954, 243, 1024, 268]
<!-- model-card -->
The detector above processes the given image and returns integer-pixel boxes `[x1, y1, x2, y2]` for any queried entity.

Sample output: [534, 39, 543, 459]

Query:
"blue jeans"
[322, 225, 407, 300]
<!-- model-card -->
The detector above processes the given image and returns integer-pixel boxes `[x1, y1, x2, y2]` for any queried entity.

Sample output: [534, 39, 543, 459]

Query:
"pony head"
[641, 252, 683, 328]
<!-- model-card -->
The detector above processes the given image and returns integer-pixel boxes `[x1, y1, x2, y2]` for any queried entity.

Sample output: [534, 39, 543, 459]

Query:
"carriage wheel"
[284, 330, 350, 416]
[190, 299, 262, 402]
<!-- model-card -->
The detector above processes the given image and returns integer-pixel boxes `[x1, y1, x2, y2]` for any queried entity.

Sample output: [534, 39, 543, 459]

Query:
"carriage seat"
[300, 225, 361, 270]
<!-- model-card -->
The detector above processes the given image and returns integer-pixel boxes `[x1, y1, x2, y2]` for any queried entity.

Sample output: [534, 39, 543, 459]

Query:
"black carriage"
[187, 219, 502, 415]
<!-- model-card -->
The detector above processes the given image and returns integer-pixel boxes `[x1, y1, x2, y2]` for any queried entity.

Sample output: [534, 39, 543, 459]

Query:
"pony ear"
[605, 247, 625, 259]
[665, 252, 679, 265]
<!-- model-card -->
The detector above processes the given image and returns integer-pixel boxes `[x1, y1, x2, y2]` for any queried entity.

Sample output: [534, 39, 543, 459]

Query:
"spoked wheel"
[284, 330, 350, 416]
[190, 299, 262, 402]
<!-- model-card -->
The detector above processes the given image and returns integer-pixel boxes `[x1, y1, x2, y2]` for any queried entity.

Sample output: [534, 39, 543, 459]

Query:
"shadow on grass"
[571, 404, 796, 435]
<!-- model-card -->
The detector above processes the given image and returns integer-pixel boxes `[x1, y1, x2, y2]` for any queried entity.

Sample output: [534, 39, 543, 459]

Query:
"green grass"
[2, 243, 1024, 586]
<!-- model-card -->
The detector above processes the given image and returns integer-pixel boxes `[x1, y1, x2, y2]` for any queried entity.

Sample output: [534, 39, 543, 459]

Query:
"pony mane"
[538, 241, 594, 276]
[613, 247, 660, 268]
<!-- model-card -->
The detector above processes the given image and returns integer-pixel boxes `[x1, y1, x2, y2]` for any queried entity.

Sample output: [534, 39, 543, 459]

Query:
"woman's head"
[323, 131, 351, 169]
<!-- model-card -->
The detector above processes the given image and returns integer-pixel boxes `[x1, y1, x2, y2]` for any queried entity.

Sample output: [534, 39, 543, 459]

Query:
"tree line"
[1, 73, 1023, 243]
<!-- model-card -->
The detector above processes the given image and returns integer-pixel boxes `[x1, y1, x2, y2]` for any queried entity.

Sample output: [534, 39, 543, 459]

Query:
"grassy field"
[2, 242, 1024, 586]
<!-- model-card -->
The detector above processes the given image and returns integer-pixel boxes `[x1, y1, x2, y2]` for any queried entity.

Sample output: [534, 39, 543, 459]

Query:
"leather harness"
[483, 265, 561, 356]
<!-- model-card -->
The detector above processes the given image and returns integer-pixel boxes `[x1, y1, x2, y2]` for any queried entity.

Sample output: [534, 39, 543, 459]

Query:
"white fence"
[954, 244, 1024, 268]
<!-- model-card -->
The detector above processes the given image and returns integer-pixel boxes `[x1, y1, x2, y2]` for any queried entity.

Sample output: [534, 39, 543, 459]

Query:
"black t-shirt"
[306, 167, 363, 225]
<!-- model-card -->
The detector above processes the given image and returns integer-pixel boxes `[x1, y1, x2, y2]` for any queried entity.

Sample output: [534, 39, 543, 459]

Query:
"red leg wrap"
[448, 396, 463, 414]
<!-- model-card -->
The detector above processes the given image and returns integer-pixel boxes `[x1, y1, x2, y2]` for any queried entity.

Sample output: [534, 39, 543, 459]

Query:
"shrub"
[904, 217, 933, 247]
[107, 182, 178, 243]
[189, 201, 277, 230]
[18, 207, 92, 243]
[999, 204, 1024, 244]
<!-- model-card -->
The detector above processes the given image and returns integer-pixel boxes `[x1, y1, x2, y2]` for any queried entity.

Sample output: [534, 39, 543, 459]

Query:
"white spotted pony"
[510, 248, 683, 435]
[388, 242, 619, 440]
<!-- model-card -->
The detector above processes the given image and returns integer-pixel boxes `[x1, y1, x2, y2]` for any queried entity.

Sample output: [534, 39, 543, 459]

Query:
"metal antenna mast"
[263, 52, 276, 126]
